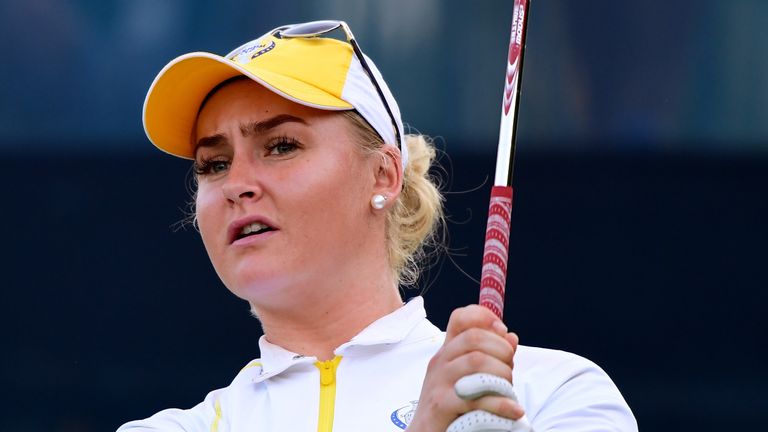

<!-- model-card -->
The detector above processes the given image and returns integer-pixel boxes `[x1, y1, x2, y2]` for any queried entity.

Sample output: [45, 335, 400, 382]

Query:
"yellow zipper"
[315, 355, 342, 432]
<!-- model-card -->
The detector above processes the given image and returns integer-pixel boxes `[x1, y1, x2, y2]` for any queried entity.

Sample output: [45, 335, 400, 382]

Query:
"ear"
[371, 144, 404, 209]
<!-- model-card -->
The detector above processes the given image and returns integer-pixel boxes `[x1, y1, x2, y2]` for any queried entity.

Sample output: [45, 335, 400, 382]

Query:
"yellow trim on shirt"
[240, 361, 263, 372]
[211, 399, 222, 432]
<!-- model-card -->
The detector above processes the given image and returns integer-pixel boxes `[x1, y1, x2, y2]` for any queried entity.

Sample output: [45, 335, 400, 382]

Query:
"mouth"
[229, 218, 278, 244]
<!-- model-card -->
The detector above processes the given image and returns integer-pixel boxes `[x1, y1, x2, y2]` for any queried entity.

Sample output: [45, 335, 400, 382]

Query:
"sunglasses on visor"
[271, 20, 402, 150]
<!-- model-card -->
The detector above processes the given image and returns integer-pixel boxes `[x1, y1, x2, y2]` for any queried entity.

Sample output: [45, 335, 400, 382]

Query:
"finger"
[446, 305, 508, 341]
[455, 373, 517, 401]
[505, 332, 519, 349]
[440, 327, 515, 365]
[506, 332, 519, 371]
[447, 411, 533, 432]
[465, 395, 526, 423]
[447, 351, 514, 383]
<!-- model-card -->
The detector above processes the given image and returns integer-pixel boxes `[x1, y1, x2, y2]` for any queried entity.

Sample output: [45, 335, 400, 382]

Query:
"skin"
[193, 79, 524, 428]
[407, 305, 525, 431]
[194, 79, 404, 360]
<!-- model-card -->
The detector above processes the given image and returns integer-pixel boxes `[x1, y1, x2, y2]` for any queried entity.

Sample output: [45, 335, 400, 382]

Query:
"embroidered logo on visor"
[229, 39, 276, 64]
[390, 401, 418, 430]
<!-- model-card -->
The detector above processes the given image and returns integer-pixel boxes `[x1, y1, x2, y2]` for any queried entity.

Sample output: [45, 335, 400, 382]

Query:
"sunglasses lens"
[281, 20, 341, 37]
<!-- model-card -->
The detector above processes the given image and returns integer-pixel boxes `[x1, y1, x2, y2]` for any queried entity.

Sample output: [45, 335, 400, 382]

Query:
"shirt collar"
[253, 296, 428, 378]
[336, 296, 426, 351]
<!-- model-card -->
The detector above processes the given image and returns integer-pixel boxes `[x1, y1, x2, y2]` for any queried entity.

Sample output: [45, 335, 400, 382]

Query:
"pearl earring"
[371, 194, 387, 210]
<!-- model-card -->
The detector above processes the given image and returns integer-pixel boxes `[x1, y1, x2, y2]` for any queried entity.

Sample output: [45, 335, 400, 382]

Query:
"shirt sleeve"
[516, 347, 638, 432]
[116, 389, 226, 432]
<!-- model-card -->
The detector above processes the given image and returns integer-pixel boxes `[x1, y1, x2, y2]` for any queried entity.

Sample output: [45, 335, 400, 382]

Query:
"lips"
[227, 216, 278, 245]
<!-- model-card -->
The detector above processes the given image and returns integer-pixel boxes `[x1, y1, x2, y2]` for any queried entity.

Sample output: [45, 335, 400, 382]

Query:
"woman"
[120, 20, 637, 431]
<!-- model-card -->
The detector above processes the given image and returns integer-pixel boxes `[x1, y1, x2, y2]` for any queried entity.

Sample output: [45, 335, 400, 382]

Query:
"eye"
[267, 137, 300, 156]
[210, 160, 230, 173]
[193, 157, 230, 176]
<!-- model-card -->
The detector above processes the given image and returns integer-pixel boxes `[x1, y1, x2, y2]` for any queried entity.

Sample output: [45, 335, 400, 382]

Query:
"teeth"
[241, 222, 268, 235]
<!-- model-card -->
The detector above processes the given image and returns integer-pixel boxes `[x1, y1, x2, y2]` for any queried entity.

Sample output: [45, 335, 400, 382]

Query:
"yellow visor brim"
[142, 52, 353, 159]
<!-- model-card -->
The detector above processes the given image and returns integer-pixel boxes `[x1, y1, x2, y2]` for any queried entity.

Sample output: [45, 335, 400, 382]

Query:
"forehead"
[200, 79, 307, 118]
[193, 79, 358, 152]
[195, 79, 338, 133]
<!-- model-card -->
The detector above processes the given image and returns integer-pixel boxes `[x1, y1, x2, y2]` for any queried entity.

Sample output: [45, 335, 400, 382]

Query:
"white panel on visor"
[341, 53, 408, 169]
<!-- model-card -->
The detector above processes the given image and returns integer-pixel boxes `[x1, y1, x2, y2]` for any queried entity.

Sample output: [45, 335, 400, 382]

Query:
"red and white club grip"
[479, 186, 514, 319]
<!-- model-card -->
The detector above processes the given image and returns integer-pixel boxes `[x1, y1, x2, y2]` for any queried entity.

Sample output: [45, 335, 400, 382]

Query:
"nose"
[221, 158, 262, 204]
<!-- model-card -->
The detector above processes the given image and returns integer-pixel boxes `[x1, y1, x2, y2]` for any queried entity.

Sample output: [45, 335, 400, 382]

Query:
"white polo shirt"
[117, 297, 637, 431]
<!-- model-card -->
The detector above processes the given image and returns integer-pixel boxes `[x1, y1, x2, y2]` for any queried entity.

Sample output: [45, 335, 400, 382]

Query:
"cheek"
[194, 184, 220, 247]
[295, 161, 369, 231]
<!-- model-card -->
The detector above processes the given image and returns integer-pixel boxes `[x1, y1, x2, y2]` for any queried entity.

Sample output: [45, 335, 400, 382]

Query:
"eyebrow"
[240, 114, 307, 137]
[195, 114, 308, 152]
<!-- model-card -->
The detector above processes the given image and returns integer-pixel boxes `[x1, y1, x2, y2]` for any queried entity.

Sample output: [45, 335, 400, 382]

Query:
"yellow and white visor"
[142, 27, 407, 167]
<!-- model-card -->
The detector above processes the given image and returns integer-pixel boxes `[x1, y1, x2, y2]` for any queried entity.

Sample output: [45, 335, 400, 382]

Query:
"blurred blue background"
[3, 0, 768, 152]
[1, 0, 766, 431]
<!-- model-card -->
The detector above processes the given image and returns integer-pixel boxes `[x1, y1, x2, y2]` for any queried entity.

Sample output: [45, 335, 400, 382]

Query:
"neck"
[252, 271, 403, 361]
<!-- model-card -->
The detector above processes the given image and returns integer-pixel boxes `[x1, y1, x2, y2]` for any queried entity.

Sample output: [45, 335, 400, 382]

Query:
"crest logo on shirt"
[390, 401, 418, 429]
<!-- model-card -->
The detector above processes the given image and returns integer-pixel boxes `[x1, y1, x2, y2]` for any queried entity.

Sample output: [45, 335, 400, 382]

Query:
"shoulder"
[513, 345, 610, 402]
[228, 358, 265, 386]
[513, 345, 638, 431]
[116, 360, 257, 431]
[514, 345, 602, 379]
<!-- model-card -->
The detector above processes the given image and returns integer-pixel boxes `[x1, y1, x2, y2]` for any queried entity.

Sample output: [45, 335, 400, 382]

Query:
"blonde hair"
[341, 111, 445, 287]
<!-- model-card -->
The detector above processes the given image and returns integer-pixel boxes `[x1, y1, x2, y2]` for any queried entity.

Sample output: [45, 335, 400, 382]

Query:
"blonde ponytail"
[341, 111, 445, 286]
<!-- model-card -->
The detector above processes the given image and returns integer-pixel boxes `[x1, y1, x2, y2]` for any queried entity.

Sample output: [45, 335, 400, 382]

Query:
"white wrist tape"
[455, 373, 517, 401]
[447, 373, 533, 432]
[446, 411, 532, 432]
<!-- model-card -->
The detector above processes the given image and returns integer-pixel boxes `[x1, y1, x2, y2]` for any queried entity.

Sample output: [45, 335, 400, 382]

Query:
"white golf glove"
[446, 373, 534, 432]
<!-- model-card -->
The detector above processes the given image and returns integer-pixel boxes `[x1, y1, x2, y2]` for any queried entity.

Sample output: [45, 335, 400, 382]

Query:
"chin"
[225, 267, 302, 306]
